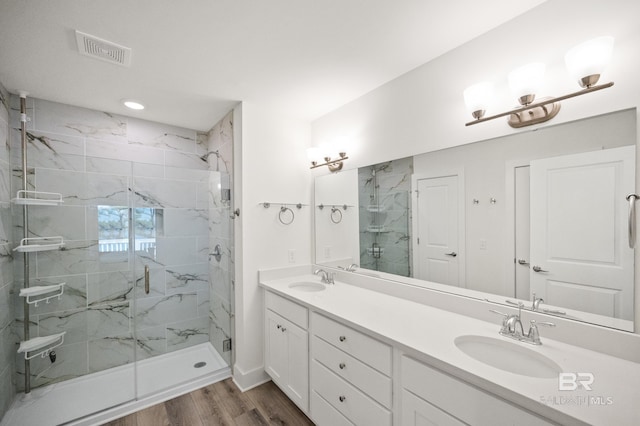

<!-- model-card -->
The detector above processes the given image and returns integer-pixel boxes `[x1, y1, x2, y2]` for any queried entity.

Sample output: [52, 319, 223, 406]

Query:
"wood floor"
[102, 378, 314, 426]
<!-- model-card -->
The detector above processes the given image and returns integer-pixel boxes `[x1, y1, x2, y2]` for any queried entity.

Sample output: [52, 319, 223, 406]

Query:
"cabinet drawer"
[312, 313, 391, 375]
[401, 356, 555, 426]
[311, 360, 391, 426]
[311, 391, 355, 426]
[266, 291, 308, 329]
[312, 336, 391, 408]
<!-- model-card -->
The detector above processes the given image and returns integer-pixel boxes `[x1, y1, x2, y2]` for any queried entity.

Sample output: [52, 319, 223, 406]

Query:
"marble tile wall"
[0, 83, 15, 420]
[7, 97, 232, 392]
[358, 157, 413, 277]
[204, 111, 234, 366]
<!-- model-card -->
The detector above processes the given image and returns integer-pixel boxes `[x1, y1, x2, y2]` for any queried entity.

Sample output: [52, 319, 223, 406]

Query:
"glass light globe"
[463, 82, 493, 119]
[508, 62, 545, 105]
[565, 36, 614, 88]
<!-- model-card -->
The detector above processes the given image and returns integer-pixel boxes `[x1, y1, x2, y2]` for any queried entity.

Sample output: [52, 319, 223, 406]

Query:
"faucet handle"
[532, 320, 556, 328]
[528, 319, 556, 345]
[489, 309, 508, 318]
[490, 309, 513, 334]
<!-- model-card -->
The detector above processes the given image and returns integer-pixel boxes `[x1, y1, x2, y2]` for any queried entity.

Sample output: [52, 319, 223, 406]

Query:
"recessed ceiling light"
[123, 99, 145, 110]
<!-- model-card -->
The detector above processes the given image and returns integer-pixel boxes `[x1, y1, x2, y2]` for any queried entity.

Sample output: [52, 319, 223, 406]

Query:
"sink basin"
[454, 335, 562, 379]
[288, 282, 326, 292]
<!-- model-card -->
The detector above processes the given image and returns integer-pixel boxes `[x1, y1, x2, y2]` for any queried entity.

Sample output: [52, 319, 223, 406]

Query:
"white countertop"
[259, 273, 640, 426]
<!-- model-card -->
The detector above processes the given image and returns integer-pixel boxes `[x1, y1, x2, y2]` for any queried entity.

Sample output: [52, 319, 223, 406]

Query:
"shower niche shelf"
[14, 236, 65, 253]
[18, 332, 66, 360]
[367, 247, 385, 256]
[366, 205, 386, 212]
[12, 190, 64, 206]
[19, 283, 66, 307]
[366, 225, 389, 233]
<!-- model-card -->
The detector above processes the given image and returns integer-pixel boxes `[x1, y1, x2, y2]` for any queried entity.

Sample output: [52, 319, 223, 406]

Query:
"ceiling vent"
[75, 30, 132, 67]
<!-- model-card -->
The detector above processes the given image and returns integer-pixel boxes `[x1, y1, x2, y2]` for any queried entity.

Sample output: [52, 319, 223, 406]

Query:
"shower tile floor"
[0, 343, 229, 426]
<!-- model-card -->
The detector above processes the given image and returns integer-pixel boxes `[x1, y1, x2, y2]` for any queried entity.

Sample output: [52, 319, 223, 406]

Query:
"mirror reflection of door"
[514, 166, 531, 300]
[529, 146, 635, 320]
[413, 175, 461, 286]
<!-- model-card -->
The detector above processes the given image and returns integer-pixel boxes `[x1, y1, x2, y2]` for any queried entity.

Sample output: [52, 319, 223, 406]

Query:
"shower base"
[1, 342, 230, 426]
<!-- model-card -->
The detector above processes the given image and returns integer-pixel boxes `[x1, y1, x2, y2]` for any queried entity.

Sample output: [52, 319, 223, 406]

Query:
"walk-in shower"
[0, 95, 235, 425]
[358, 158, 413, 277]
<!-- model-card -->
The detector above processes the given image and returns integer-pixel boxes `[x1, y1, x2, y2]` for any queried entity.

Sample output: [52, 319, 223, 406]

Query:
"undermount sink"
[454, 335, 562, 379]
[288, 281, 326, 292]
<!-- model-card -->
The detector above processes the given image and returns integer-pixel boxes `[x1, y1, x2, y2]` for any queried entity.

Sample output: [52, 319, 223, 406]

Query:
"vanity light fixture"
[464, 36, 614, 128]
[308, 146, 349, 172]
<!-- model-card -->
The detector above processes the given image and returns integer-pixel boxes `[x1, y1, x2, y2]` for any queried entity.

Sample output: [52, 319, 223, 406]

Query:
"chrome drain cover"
[194, 361, 207, 368]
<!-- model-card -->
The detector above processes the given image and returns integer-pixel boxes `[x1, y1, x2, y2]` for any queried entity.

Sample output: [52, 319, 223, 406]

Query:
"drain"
[194, 361, 207, 368]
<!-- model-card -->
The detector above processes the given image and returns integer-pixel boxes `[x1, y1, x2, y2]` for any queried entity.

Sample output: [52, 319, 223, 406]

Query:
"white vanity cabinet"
[310, 312, 393, 426]
[264, 291, 309, 412]
[400, 356, 557, 426]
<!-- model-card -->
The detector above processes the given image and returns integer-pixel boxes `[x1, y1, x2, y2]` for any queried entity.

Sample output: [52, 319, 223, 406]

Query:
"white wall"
[314, 169, 359, 265]
[311, 0, 640, 330]
[312, 0, 639, 165]
[234, 102, 312, 389]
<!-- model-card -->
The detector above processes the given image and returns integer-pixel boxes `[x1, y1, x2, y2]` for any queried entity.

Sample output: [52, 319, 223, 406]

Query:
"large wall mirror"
[314, 109, 637, 331]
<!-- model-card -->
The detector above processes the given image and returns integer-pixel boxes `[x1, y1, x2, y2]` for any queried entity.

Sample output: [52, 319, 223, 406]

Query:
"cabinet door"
[265, 310, 288, 386]
[285, 318, 309, 411]
[401, 390, 465, 426]
[265, 309, 309, 412]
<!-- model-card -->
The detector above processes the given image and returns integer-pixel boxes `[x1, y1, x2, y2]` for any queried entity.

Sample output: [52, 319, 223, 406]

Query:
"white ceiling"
[0, 0, 547, 131]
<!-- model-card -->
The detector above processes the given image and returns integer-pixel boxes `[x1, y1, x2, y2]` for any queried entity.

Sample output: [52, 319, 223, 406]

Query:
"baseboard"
[232, 364, 270, 392]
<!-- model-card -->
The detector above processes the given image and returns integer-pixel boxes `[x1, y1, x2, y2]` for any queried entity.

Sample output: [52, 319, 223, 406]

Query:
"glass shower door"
[131, 164, 234, 398]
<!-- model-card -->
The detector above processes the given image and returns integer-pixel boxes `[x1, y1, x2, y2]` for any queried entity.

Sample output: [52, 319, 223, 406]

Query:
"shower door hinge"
[223, 339, 232, 352]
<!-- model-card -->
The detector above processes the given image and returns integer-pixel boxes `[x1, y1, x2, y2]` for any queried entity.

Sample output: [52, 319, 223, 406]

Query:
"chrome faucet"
[490, 304, 555, 345]
[505, 293, 567, 316]
[505, 313, 526, 337]
[531, 293, 544, 311]
[314, 268, 335, 284]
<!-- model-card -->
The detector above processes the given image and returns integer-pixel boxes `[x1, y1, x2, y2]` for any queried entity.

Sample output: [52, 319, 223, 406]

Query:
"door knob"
[532, 265, 548, 273]
[517, 258, 529, 265]
[445, 252, 457, 257]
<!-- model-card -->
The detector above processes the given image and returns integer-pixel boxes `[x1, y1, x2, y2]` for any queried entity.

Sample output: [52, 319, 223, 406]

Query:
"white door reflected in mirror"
[313, 109, 636, 332]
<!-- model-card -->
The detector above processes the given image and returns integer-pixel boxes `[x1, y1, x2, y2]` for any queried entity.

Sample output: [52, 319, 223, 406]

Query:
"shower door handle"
[144, 265, 150, 294]
[627, 194, 638, 249]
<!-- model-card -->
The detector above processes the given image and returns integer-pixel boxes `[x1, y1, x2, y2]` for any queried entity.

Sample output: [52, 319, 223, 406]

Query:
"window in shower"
[97, 206, 163, 256]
